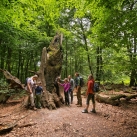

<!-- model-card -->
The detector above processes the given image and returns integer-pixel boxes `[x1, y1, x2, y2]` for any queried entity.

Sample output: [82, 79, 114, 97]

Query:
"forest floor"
[0, 89, 137, 137]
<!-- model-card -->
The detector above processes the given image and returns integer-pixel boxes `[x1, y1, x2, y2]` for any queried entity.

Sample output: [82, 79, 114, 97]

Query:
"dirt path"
[0, 94, 137, 137]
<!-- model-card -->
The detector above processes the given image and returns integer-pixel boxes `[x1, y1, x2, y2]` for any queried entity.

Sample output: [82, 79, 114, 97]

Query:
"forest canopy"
[0, 0, 137, 86]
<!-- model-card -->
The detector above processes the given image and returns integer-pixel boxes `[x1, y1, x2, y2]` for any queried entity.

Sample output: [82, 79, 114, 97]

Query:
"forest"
[0, 0, 137, 85]
[0, 0, 137, 137]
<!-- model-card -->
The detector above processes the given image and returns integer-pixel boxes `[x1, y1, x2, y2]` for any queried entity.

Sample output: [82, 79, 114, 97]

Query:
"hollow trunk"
[37, 33, 64, 109]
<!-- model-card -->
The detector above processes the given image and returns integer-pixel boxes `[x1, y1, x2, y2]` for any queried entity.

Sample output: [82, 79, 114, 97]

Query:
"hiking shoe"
[37, 107, 42, 109]
[90, 109, 96, 113]
[75, 103, 79, 105]
[82, 109, 88, 113]
[30, 106, 37, 111]
[33, 107, 37, 111]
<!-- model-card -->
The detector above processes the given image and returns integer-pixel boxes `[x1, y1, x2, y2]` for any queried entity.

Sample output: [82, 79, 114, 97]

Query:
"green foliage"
[0, 79, 8, 89]
[0, 0, 137, 86]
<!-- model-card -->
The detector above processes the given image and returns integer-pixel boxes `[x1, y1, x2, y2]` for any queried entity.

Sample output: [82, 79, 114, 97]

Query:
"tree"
[37, 33, 64, 109]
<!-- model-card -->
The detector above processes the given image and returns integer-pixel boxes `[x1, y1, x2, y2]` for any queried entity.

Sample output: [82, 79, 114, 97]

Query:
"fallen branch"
[18, 122, 37, 128]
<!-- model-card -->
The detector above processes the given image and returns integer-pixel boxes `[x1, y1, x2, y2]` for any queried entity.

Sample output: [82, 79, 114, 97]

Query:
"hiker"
[54, 76, 61, 97]
[25, 74, 38, 110]
[74, 72, 82, 107]
[35, 81, 43, 109]
[68, 75, 74, 104]
[54, 76, 65, 104]
[58, 78, 70, 106]
[82, 74, 96, 113]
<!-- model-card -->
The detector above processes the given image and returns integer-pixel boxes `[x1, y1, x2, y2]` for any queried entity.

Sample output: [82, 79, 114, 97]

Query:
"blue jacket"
[35, 86, 43, 95]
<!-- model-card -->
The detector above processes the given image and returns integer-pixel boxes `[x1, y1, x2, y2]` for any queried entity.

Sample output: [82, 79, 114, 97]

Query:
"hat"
[33, 75, 38, 78]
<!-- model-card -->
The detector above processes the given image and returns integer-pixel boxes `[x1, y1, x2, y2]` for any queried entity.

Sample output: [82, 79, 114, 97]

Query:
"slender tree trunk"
[69, 57, 73, 76]
[24, 57, 30, 80]
[0, 41, 5, 78]
[79, 55, 83, 73]
[33, 51, 38, 72]
[80, 20, 93, 75]
[74, 50, 78, 72]
[127, 33, 137, 86]
[65, 37, 68, 78]
[17, 49, 21, 78]
[20, 54, 24, 82]
[6, 47, 12, 73]
[96, 46, 103, 81]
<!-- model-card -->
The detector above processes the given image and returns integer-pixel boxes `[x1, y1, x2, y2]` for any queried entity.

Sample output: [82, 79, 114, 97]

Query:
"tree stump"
[37, 33, 64, 109]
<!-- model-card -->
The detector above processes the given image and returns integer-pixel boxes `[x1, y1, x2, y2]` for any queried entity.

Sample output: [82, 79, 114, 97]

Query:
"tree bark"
[96, 93, 137, 106]
[37, 33, 64, 109]
[65, 37, 68, 78]
[126, 32, 137, 87]
[80, 20, 93, 75]
[96, 46, 102, 81]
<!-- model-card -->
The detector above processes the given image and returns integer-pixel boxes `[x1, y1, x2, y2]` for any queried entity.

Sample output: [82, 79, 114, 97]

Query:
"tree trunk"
[126, 32, 137, 87]
[96, 46, 102, 81]
[65, 37, 68, 78]
[0, 41, 5, 78]
[6, 47, 12, 73]
[96, 93, 137, 106]
[37, 33, 64, 109]
[129, 69, 136, 87]
[79, 19, 93, 75]
[17, 49, 21, 79]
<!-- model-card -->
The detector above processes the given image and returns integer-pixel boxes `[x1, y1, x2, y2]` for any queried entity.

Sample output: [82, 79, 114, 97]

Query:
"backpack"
[93, 82, 100, 92]
[24, 77, 29, 87]
[80, 76, 84, 87]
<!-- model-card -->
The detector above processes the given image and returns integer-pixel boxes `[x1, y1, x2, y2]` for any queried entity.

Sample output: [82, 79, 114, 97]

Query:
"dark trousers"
[35, 94, 42, 108]
[64, 91, 69, 105]
[69, 89, 73, 103]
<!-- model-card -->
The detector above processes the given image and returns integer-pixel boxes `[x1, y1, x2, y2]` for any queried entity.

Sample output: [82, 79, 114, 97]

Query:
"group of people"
[56, 72, 96, 113]
[24, 72, 96, 113]
[24, 74, 43, 110]
[57, 75, 74, 106]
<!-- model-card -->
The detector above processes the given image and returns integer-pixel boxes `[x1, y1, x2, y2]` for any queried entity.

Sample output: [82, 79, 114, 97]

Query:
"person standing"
[35, 81, 43, 109]
[68, 75, 74, 104]
[58, 78, 70, 106]
[54, 76, 61, 97]
[74, 72, 82, 107]
[25, 74, 38, 110]
[82, 74, 96, 113]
